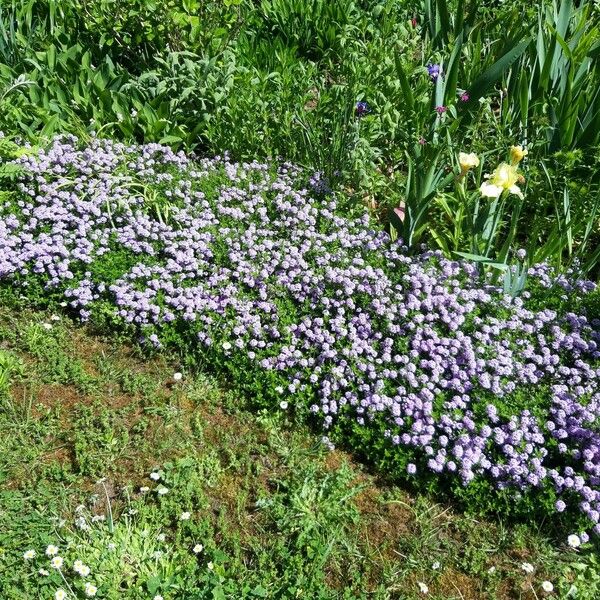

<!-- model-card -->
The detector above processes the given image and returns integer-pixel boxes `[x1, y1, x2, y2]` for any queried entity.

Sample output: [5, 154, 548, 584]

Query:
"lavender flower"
[2, 135, 600, 539]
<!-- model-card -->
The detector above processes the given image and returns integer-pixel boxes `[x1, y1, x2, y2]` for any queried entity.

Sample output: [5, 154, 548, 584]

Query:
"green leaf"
[466, 38, 531, 105]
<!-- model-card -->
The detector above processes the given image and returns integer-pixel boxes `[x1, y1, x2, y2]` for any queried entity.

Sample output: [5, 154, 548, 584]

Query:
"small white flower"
[154, 596, 164, 600]
[23, 549, 36, 560]
[107, 543, 116, 551]
[55, 590, 67, 600]
[567, 534, 581, 548]
[150, 472, 161, 481]
[180, 511, 191, 521]
[279, 401, 288, 410]
[50, 314, 61, 321]
[541, 581, 554, 593]
[222, 341, 232, 351]
[50, 556, 64, 569]
[39, 568, 49, 576]
[75, 504, 86, 513]
[193, 544, 204, 554]
[140, 486, 150, 492]
[153, 550, 163, 559]
[157, 533, 166, 542]
[59, 301, 68, 307]
[417, 581, 429, 594]
[432, 561, 441, 570]
[74, 560, 90, 577]
[487, 566, 496, 574]
[521, 562, 534, 574]
[91, 514, 105, 523]
[275, 386, 284, 394]
[84, 582, 98, 597]
[207, 561, 214, 570]
[45, 544, 59, 556]
[173, 371, 183, 381]
[42, 323, 53, 330]
[157, 486, 169, 495]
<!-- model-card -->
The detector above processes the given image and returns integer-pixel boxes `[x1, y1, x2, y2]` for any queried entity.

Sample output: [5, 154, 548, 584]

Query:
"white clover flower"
[180, 511, 191, 521]
[541, 581, 554, 593]
[91, 514, 105, 523]
[50, 556, 64, 569]
[23, 549, 36, 560]
[45, 544, 59, 556]
[567, 534, 581, 548]
[153, 550, 163, 559]
[140, 486, 150, 493]
[157, 486, 169, 495]
[173, 371, 183, 381]
[75, 504, 86, 513]
[39, 568, 49, 576]
[153, 596, 164, 600]
[50, 314, 61, 321]
[42, 323, 53, 330]
[55, 590, 67, 600]
[84, 582, 98, 597]
[222, 341, 232, 351]
[207, 561, 214, 570]
[279, 401, 288, 410]
[487, 566, 496, 574]
[275, 386, 284, 394]
[432, 561, 440, 570]
[150, 472, 161, 481]
[521, 562, 534, 574]
[157, 533, 166, 542]
[193, 544, 204, 554]
[417, 581, 429, 594]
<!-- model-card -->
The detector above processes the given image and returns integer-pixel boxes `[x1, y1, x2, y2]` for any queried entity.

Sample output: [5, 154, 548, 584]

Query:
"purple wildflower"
[427, 64, 442, 81]
[355, 101, 370, 118]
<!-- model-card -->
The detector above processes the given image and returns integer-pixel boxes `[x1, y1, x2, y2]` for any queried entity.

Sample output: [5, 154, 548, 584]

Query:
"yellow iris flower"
[510, 145, 528, 165]
[459, 152, 480, 172]
[479, 162, 523, 199]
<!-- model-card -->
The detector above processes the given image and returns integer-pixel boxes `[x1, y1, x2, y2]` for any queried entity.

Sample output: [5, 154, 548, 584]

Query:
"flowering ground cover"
[1, 136, 599, 547]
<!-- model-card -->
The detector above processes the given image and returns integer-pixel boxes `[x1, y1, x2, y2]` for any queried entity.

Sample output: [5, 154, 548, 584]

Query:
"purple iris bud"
[355, 101, 370, 117]
[427, 63, 442, 81]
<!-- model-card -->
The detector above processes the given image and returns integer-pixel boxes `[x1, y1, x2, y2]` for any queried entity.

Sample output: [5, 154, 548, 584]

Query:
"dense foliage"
[1, 0, 599, 275]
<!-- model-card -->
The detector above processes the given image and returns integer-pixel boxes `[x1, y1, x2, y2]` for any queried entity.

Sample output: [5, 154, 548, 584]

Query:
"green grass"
[0, 302, 599, 599]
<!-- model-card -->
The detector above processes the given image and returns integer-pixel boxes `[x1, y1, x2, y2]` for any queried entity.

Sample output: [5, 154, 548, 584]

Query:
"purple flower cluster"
[2, 136, 600, 534]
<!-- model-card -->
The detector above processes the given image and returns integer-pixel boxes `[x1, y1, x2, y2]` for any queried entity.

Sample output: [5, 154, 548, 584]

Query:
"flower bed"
[2, 136, 600, 539]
